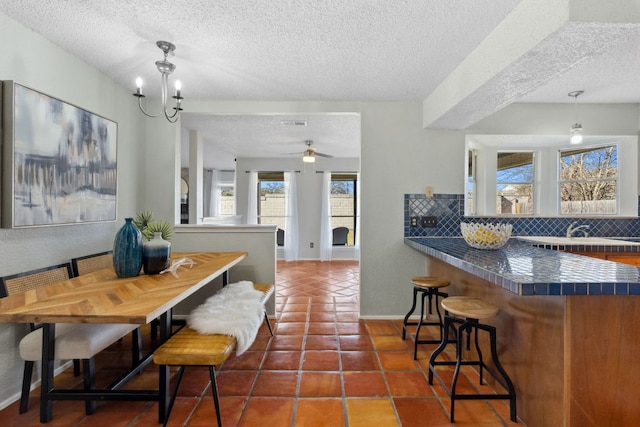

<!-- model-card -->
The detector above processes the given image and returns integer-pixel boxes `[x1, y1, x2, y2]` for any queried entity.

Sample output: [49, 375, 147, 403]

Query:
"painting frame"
[1, 81, 118, 228]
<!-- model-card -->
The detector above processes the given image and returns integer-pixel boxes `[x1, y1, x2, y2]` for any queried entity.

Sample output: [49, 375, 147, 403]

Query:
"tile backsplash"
[404, 194, 640, 238]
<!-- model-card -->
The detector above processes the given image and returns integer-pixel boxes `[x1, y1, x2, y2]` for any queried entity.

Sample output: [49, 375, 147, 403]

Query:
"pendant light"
[568, 90, 584, 144]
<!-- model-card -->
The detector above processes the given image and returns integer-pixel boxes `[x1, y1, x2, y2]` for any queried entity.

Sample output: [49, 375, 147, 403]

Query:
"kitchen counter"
[406, 236, 640, 427]
[405, 237, 640, 295]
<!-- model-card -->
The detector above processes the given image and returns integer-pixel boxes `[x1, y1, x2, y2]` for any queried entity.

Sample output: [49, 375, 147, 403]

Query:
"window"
[465, 149, 476, 215]
[496, 152, 534, 215]
[218, 170, 235, 216]
[331, 174, 357, 246]
[559, 145, 618, 215]
[257, 172, 285, 228]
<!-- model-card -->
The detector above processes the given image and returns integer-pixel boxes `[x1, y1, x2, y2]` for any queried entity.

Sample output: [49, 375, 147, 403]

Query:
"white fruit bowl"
[461, 223, 512, 250]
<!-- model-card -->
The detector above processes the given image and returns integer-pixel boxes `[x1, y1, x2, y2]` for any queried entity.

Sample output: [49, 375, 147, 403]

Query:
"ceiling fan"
[285, 140, 334, 163]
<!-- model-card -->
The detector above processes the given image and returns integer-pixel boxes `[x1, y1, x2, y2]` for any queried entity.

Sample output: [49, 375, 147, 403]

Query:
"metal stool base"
[428, 315, 517, 423]
[402, 286, 449, 359]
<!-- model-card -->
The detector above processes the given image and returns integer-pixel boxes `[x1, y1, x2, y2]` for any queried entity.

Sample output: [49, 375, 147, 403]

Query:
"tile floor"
[0, 260, 520, 426]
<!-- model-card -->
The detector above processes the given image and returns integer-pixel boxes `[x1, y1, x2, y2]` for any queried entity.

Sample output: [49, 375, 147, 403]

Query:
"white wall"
[0, 11, 145, 408]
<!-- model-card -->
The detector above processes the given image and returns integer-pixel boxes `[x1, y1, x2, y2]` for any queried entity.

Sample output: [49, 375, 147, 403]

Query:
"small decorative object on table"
[461, 223, 512, 250]
[113, 218, 143, 277]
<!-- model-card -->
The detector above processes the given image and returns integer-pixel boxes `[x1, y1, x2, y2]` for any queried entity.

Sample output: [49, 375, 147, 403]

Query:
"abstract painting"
[2, 81, 117, 228]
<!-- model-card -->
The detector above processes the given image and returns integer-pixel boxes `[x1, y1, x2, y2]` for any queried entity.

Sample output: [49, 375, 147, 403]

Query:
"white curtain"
[203, 169, 220, 217]
[246, 171, 258, 224]
[354, 173, 361, 259]
[319, 171, 333, 261]
[283, 172, 299, 261]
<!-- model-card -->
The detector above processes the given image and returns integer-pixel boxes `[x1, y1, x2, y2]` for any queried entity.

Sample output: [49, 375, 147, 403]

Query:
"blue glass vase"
[113, 217, 143, 278]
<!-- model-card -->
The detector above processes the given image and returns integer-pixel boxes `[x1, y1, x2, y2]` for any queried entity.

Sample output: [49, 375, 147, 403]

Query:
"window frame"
[495, 151, 535, 216]
[330, 174, 358, 246]
[257, 172, 286, 228]
[557, 144, 619, 216]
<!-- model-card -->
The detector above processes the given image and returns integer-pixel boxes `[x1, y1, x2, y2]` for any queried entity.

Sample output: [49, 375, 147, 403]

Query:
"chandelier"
[133, 41, 184, 123]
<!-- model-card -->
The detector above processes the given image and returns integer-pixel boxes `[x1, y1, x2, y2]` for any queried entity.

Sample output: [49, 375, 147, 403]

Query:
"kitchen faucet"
[566, 222, 590, 238]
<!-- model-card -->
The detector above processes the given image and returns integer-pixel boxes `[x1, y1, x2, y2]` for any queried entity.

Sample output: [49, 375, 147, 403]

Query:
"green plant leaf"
[143, 220, 173, 241]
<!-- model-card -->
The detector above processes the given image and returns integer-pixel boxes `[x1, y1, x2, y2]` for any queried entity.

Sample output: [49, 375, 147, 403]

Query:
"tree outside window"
[559, 145, 617, 215]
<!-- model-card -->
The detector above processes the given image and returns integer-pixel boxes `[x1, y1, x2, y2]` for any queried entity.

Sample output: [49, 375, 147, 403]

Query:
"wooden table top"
[0, 252, 247, 325]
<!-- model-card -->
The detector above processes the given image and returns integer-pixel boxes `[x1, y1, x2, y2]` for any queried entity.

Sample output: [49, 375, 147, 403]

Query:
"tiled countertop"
[405, 237, 640, 296]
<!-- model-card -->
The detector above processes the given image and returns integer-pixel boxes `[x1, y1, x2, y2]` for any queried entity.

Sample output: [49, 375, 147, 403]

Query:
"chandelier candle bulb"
[175, 80, 182, 98]
[135, 77, 144, 96]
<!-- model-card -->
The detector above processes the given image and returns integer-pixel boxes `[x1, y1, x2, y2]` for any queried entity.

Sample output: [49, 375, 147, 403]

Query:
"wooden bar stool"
[401, 276, 450, 359]
[428, 296, 517, 423]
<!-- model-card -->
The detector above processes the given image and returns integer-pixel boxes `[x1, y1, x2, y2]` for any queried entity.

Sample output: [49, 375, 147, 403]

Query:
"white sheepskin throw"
[187, 281, 264, 355]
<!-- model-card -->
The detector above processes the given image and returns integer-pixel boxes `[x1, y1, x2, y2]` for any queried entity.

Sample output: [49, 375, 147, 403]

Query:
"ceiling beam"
[422, 0, 640, 130]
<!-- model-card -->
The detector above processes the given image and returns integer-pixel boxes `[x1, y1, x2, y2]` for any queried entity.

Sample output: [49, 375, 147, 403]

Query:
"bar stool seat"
[401, 276, 450, 359]
[428, 296, 517, 423]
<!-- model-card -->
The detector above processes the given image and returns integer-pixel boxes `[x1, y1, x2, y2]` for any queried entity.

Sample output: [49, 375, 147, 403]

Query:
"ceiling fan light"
[570, 123, 583, 144]
[302, 149, 315, 163]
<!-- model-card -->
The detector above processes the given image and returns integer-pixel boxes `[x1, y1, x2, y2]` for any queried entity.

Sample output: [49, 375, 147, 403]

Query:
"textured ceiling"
[2, 0, 639, 168]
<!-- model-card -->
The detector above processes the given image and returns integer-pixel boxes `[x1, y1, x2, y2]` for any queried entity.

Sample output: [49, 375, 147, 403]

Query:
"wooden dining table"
[0, 251, 247, 423]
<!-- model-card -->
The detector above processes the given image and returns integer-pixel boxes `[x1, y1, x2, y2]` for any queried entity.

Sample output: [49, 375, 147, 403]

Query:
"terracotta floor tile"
[307, 322, 337, 335]
[284, 296, 312, 304]
[145, 397, 198, 426]
[75, 400, 147, 426]
[216, 370, 257, 396]
[339, 335, 373, 351]
[222, 351, 265, 370]
[430, 370, 481, 397]
[336, 322, 368, 335]
[343, 371, 388, 397]
[371, 335, 412, 351]
[295, 398, 345, 427]
[268, 335, 304, 351]
[341, 351, 380, 371]
[345, 398, 398, 427]
[281, 303, 309, 313]
[335, 312, 360, 322]
[385, 371, 433, 397]
[262, 351, 302, 370]
[275, 322, 307, 335]
[247, 334, 271, 351]
[302, 350, 340, 370]
[252, 371, 298, 396]
[365, 320, 399, 336]
[309, 312, 336, 322]
[237, 397, 294, 427]
[299, 372, 342, 397]
[191, 396, 247, 427]
[309, 303, 335, 312]
[440, 398, 507, 425]
[305, 334, 338, 350]
[394, 397, 452, 427]
[378, 351, 421, 370]
[279, 311, 308, 322]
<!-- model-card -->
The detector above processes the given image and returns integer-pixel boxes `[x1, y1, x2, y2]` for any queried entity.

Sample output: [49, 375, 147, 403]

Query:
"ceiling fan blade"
[315, 152, 334, 158]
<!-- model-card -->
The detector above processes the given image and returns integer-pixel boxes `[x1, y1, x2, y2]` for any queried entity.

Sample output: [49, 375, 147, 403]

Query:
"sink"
[516, 236, 640, 246]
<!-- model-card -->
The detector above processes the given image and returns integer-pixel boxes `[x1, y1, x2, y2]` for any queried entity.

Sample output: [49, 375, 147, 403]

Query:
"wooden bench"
[153, 283, 274, 426]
